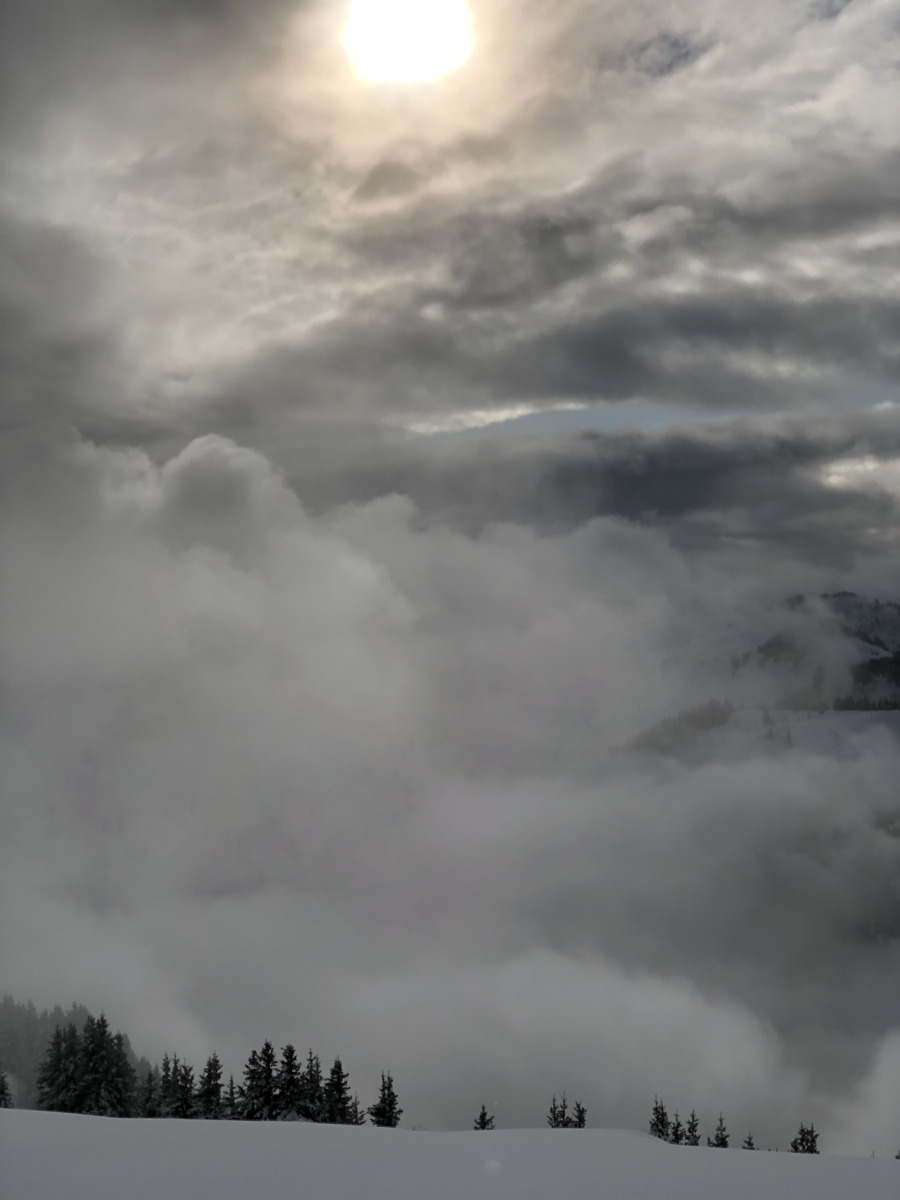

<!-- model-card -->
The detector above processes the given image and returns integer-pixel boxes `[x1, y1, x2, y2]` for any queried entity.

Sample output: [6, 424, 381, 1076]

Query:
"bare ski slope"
[3, 1111, 898, 1200]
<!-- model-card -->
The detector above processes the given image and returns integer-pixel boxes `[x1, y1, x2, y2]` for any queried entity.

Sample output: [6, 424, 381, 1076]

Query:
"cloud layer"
[3, 428, 900, 1148]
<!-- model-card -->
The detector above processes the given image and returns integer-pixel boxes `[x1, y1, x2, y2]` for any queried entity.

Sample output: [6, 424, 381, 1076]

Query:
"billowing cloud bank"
[3, 427, 900, 1148]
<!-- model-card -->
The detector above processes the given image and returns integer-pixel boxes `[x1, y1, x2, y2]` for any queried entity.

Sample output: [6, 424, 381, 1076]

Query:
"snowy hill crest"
[3, 1111, 899, 1200]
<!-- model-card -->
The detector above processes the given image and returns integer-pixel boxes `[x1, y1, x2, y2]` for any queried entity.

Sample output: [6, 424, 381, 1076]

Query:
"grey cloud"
[343, 193, 609, 303]
[442, 210, 605, 309]
[353, 161, 425, 203]
[629, 153, 900, 247]
[2, 0, 897, 436]
[278, 409, 900, 557]
[214, 150, 900, 422]
[632, 31, 712, 77]
[812, 0, 855, 20]
[0, 214, 128, 437]
[498, 292, 900, 405]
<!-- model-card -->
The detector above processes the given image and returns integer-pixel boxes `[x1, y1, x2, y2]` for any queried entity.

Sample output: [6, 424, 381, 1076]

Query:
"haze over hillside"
[627, 591, 900, 759]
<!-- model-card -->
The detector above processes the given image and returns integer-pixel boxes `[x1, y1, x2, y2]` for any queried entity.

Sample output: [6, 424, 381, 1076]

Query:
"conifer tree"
[300, 1051, 324, 1122]
[707, 1113, 729, 1148]
[322, 1057, 352, 1124]
[240, 1049, 262, 1120]
[275, 1045, 303, 1120]
[368, 1071, 403, 1128]
[36, 1027, 66, 1112]
[474, 1104, 495, 1130]
[0, 1068, 13, 1108]
[196, 1054, 223, 1119]
[258, 1041, 277, 1119]
[223, 1074, 238, 1120]
[110, 1032, 137, 1117]
[572, 1101, 587, 1129]
[3, 1000, 155, 1113]
[59, 1022, 83, 1112]
[78, 1014, 108, 1115]
[70, 1013, 135, 1117]
[649, 1096, 670, 1140]
[78, 1013, 105, 1115]
[140, 1067, 160, 1118]
[241, 1042, 277, 1120]
[669, 1111, 685, 1145]
[159, 1055, 174, 1117]
[168, 1055, 184, 1116]
[170, 1060, 196, 1119]
[547, 1093, 570, 1128]
[684, 1110, 700, 1146]
[742, 1131, 756, 1150]
[348, 1093, 367, 1125]
[790, 1123, 819, 1154]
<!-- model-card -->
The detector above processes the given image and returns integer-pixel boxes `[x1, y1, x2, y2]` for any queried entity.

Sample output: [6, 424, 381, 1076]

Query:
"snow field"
[3, 1110, 898, 1200]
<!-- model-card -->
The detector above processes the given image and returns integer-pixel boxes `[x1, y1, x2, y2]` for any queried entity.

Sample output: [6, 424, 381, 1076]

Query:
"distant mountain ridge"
[726, 591, 900, 711]
[632, 592, 900, 759]
[815, 592, 900, 656]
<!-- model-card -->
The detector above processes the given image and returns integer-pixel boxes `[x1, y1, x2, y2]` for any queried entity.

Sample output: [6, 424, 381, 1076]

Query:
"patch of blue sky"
[465, 400, 714, 436]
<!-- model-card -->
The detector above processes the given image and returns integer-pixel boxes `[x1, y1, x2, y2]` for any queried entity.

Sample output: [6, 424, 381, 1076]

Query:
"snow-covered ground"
[2, 1111, 897, 1200]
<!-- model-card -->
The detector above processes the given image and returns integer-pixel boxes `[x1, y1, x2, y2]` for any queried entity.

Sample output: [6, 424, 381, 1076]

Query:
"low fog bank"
[2, 428, 900, 1152]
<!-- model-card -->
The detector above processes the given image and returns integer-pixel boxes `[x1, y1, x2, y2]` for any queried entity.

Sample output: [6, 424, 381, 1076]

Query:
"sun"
[342, 0, 474, 84]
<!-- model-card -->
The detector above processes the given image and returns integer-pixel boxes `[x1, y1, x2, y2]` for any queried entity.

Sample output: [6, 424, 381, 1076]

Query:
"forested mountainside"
[0, 995, 149, 1109]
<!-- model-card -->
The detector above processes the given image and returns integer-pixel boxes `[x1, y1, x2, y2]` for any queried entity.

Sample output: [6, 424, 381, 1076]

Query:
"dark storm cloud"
[206, 278, 898, 434]
[504, 291, 900, 398]
[260, 407, 900, 559]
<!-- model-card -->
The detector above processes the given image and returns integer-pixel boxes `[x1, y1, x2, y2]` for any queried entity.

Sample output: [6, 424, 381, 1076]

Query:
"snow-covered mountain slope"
[724, 593, 900, 706]
[667, 592, 900, 685]
[2, 1111, 898, 1200]
[820, 592, 900, 657]
[630, 593, 900, 760]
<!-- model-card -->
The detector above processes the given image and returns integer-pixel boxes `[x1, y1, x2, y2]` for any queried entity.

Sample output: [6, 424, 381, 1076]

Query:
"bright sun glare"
[342, 0, 474, 84]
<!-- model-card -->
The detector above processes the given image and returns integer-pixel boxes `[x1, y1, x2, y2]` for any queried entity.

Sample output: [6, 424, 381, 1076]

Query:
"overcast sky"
[2, 0, 900, 1152]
